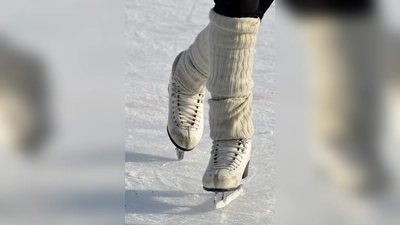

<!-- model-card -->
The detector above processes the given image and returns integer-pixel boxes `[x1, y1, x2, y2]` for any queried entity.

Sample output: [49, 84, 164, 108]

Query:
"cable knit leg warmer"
[207, 10, 260, 140]
[172, 25, 210, 94]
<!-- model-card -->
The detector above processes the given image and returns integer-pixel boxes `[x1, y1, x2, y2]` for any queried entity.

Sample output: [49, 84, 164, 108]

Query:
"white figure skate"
[167, 76, 205, 160]
[202, 139, 251, 208]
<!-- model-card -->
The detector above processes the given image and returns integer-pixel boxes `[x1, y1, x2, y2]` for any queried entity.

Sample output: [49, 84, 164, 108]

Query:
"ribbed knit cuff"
[209, 93, 254, 140]
[209, 9, 260, 49]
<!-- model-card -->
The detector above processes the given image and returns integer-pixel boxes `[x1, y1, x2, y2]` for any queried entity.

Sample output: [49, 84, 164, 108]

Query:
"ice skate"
[166, 19, 209, 160]
[167, 75, 205, 159]
[202, 139, 251, 208]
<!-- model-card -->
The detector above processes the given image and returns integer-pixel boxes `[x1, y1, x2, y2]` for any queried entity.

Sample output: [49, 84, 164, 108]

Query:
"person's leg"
[202, 3, 264, 190]
[207, 11, 259, 141]
[168, 0, 274, 151]
[168, 0, 274, 190]
[170, 27, 209, 94]
[167, 26, 209, 151]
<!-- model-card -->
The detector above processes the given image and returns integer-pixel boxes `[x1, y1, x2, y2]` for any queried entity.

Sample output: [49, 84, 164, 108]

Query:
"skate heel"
[242, 161, 250, 179]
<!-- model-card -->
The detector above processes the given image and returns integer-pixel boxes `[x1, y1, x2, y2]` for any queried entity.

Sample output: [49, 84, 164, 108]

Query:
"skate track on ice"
[125, 1, 275, 224]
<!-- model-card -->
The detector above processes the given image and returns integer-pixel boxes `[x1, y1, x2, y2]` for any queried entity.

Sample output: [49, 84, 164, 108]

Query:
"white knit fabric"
[207, 10, 260, 140]
[170, 9, 260, 141]
[171, 25, 209, 94]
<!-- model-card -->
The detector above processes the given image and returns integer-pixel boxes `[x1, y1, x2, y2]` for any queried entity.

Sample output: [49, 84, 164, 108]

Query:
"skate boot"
[202, 139, 251, 208]
[167, 74, 205, 159]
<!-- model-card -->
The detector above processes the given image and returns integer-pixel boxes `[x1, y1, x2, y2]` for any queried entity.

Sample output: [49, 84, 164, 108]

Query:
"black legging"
[213, 0, 274, 19]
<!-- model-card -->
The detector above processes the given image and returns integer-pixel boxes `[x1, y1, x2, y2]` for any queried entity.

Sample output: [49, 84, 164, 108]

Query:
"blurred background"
[277, 0, 400, 224]
[2, 0, 400, 224]
[0, 0, 124, 224]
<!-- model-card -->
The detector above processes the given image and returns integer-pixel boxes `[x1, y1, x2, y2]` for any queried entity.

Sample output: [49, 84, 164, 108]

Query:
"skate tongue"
[174, 91, 203, 128]
[212, 140, 247, 170]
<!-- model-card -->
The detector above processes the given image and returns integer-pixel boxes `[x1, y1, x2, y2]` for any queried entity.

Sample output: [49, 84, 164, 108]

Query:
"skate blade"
[214, 185, 244, 209]
[176, 148, 184, 160]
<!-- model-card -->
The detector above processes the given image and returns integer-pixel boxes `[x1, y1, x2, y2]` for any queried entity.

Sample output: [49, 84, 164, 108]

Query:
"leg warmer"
[171, 26, 209, 94]
[207, 10, 260, 140]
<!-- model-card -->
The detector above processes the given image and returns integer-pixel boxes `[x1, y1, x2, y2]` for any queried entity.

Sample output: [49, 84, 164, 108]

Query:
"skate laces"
[211, 139, 249, 170]
[171, 81, 204, 129]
